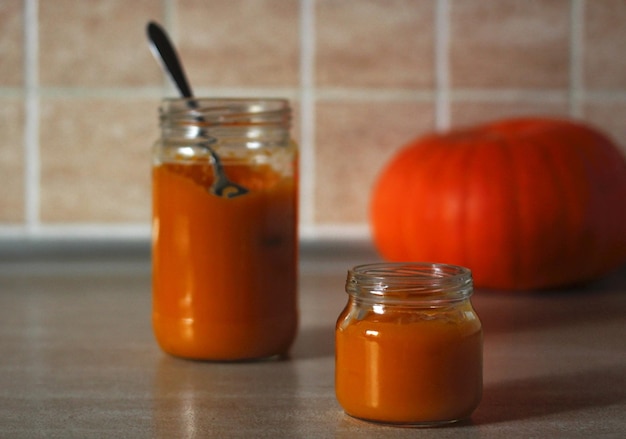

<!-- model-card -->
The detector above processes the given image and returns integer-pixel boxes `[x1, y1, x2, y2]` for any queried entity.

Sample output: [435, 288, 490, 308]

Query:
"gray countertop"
[1, 240, 625, 438]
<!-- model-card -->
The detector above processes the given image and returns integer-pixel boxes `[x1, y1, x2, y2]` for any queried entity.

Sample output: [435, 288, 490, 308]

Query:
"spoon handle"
[147, 21, 194, 99]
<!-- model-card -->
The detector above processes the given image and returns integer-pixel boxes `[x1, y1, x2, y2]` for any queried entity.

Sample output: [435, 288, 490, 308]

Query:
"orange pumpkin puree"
[152, 160, 298, 360]
[335, 306, 482, 424]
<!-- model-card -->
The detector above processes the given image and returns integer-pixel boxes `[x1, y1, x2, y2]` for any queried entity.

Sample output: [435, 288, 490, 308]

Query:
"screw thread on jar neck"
[346, 262, 473, 306]
[159, 98, 291, 144]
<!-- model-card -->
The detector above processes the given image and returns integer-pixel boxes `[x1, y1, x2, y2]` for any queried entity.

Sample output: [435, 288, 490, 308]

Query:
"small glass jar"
[151, 98, 298, 361]
[335, 262, 483, 426]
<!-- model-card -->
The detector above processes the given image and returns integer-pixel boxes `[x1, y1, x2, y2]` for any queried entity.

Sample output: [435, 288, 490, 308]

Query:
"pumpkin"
[370, 118, 626, 290]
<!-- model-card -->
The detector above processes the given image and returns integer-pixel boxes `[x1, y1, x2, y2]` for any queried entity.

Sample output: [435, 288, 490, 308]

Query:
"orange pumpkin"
[370, 118, 626, 290]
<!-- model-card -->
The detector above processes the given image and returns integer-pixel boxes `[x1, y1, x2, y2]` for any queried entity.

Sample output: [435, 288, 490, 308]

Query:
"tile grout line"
[434, 0, 451, 131]
[163, 0, 175, 30]
[569, 0, 584, 118]
[23, 0, 40, 235]
[0, 223, 151, 240]
[163, 0, 177, 55]
[7, 85, 612, 101]
[299, 0, 316, 230]
[162, 0, 179, 93]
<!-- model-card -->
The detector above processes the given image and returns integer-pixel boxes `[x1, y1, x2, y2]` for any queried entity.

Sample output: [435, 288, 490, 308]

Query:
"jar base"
[162, 350, 290, 363]
[344, 412, 469, 428]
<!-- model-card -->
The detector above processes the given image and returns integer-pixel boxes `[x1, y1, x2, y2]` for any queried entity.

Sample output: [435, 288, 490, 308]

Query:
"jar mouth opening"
[346, 262, 473, 304]
[159, 97, 291, 128]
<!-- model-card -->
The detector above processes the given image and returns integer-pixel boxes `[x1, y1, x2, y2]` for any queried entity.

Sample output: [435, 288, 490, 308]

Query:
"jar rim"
[161, 97, 289, 104]
[158, 97, 292, 142]
[160, 97, 290, 121]
[346, 262, 473, 304]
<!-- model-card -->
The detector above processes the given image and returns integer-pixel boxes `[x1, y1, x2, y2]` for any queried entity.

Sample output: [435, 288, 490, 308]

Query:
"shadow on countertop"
[473, 363, 626, 425]
[472, 266, 626, 335]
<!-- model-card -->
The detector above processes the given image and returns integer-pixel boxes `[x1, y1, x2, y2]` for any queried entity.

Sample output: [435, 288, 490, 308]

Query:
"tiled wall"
[1, 0, 625, 241]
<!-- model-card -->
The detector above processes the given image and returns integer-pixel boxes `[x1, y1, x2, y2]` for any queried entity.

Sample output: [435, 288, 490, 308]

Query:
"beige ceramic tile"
[39, 0, 163, 87]
[0, 1, 23, 86]
[0, 98, 24, 222]
[314, 100, 434, 224]
[39, 98, 155, 223]
[450, 100, 570, 129]
[316, 0, 435, 88]
[450, 0, 570, 89]
[584, 0, 626, 89]
[584, 102, 626, 157]
[177, 0, 299, 87]
[8, 0, 623, 235]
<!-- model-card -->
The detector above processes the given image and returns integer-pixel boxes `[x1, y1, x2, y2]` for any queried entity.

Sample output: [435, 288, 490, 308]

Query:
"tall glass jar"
[152, 98, 298, 361]
[335, 262, 482, 426]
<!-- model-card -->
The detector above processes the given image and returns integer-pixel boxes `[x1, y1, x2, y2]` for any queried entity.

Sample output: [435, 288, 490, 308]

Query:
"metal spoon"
[146, 21, 248, 198]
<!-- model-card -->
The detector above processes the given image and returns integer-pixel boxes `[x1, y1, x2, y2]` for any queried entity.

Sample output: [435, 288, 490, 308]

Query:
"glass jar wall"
[335, 262, 483, 426]
[152, 98, 298, 361]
